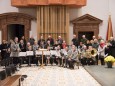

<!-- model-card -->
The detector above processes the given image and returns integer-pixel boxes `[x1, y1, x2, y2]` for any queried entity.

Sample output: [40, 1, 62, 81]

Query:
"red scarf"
[100, 43, 105, 48]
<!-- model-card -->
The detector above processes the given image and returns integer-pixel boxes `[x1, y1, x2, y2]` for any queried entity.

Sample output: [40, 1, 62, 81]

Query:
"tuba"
[91, 48, 97, 57]
[85, 48, 97, 58]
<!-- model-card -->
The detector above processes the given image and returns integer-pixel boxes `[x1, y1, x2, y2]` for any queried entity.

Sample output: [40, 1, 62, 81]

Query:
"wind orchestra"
[0, 35, 115, 70]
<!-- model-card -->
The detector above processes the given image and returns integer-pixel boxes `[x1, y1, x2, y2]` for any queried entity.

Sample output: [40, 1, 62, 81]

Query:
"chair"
[5, 67, 12, 76]
[0, 70, 7, 80]
[10, 65, 16, 74]
[21, 75, 28, 86]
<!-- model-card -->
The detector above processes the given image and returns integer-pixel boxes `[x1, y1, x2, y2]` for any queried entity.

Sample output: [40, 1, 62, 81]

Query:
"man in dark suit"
[108, 37, 115, 57]
[46, 35, 54, 46]
[71, 35, 79, 48]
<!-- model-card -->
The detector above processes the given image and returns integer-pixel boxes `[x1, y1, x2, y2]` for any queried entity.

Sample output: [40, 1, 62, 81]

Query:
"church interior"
[0, 0, 115, 86]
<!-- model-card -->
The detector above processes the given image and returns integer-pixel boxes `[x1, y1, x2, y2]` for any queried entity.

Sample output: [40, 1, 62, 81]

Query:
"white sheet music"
[44, 51, 50, 55]
[19, 52, 26, 57]
[36, 51, 42, 55]
[50, 50, 57, 55]
[39, 49, 47, 51]
[26, 51, 33, 56]
[61, 49, 67, 56]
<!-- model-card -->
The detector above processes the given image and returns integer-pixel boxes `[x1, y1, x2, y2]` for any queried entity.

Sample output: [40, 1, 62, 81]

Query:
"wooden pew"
[0, 75, 21, 86]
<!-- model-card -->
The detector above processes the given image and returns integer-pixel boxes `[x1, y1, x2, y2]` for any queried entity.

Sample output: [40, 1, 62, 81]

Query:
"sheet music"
[36, 51, 42, 55]
[44, 51, 50, 55]
[39, 49, 47, 51]
[26, 51, 33, 56]
[19, 52, 26, 57]
[50, 50, 57, 55]
[61, 49, 67, 56]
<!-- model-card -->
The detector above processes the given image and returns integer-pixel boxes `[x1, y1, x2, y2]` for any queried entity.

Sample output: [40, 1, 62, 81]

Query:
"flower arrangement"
[104, 55, 115, 63]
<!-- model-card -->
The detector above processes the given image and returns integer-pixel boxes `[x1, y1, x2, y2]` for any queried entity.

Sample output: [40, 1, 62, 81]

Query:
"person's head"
[83, 45, 87, 50]
[20, 39, 24, 44]
[30, 35, 34, 39]
[14, 37, 18, 42]
[27, 42, 30, 46]
[82, 35, 86, 39]
[86, 40, 90, 44]
[58, 36, 61, 39]
[65, 46, 69, 51]
[48, 35, 51, 38]
[47, 40, 50, 44]
[34, 41, 37, 45]
[98, 35, 102, 39]
[92, 36, 96, 39]
[110, 36, 114, 41]
[94, 39, 98, 43]
[73, 34, 76, 38]
[100, 40, 105, 44]
[63, 40, 66, 43]
[88, 46, 93, 50]
[2, 40, 6, 44]
[41, 35, 43, 39]
[90, 40, 94, 44]
[72, 45, 76, 51]
[22, 36, 25, 39]
[57, 45, 60, 50]
[79, 42, 83, 46]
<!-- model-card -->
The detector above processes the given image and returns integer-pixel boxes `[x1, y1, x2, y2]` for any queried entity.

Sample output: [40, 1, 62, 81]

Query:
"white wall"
[69, 0, 115, 40]
[0, 0, 115, 44]
[0, 0, 18, 13]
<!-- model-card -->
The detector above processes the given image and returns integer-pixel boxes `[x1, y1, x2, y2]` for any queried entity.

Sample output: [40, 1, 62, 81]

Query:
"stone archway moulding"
[0, 12, 35, 41]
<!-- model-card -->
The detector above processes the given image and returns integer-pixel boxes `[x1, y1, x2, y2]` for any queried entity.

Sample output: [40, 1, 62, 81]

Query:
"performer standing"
[38, 35, 46, 48]
[1, 40, 8, 60]
[81, 35, 87, 45]
[46, 35, 54, 46]
[72, 34, 79, 48]
[28, 36, 35, 45]
[108, 37, 115, 58]
[57, 36, 63, 49]
[10, 37, 20, 66]
[33, 41, 39, 66]
[26, 42, 33, 66]
[98, 40, 106, 65]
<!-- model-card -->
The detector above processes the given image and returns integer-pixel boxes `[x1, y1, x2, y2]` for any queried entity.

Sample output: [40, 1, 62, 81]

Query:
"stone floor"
[15, 66, 101, 86]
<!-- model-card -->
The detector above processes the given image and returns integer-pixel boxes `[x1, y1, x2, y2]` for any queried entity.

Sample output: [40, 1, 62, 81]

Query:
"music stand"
[38, 49, 47, 69]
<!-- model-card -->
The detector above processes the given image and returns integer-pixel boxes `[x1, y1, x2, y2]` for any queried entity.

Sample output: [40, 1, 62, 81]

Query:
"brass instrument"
[85, 48, 97, 58]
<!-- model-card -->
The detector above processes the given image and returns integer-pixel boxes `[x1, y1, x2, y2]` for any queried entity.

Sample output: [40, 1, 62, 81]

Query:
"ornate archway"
[0, 12, 35, 41]
[71, 14, 103, 40]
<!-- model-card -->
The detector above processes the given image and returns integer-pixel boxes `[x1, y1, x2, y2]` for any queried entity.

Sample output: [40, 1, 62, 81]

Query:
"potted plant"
[104, 55, 115, 68]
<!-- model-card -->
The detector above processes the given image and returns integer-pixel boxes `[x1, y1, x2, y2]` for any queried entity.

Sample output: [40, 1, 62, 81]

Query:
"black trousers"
[87, 58, 95, 65]
[81, 57, 87, 65]
[68, 59, 76, 69]
[99, 55, 105, 65]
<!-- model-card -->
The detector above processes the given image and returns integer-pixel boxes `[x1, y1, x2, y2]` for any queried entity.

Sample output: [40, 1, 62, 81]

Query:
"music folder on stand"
[38, 49, 47, 69]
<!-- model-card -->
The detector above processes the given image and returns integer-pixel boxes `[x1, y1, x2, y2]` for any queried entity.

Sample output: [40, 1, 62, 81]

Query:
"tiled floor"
[16, 66, 101, 86]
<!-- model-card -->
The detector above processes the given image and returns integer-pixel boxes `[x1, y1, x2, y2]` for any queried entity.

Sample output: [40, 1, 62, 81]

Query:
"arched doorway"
[7, 24, 24, 41]
[0, 12, 35, 41]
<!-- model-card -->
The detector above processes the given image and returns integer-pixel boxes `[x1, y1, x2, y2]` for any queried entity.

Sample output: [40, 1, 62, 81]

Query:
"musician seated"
[67, 45, 79, 69]
[86, 46, 96, 65]
[60, 46, 69, 67]
[26, 42, 33, 66]
[80, 45, 88, 66]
